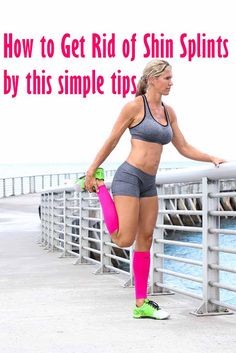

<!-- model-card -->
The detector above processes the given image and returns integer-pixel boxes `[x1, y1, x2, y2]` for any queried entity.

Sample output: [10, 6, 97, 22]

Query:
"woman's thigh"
[135, 196, 158, 250]
[113, 195, 140, 246]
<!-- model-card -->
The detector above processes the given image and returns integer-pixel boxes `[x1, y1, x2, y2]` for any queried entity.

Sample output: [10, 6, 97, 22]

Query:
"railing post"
[20, 177, 24, 195]
[94, 207, 112, 274]
[95, 215, 106, 273]
[123, 245, 134, 288]
[63, 190, 73, 257]
[50, 192, 55, 251]
[46, 192, 51, 249]
[192, 177, 223, 315]
[79, 192, 90, 263]
[44, 192, 50, 249]
[12, 178, 15, 196]
[150, 185, 167, 295]
[48, 192, 53, 250]
[40, 193, 46, 245]
[32, 176, 36, 193]
[29, 176, 32, 194]
[76, 191, 83, 263]
[3, 179, 6, 198]
[61, 191, 69, 256]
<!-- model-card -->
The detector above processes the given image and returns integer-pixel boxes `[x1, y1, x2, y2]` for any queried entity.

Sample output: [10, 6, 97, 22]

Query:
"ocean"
[0, 160, 205, 179]
[164, 217, 236, 307]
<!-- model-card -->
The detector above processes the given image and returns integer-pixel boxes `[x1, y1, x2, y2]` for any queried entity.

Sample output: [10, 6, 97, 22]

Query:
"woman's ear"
[148, 76, 155, 86]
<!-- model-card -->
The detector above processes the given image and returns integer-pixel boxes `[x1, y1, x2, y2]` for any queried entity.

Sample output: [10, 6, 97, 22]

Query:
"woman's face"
[150, 68, 173, 95]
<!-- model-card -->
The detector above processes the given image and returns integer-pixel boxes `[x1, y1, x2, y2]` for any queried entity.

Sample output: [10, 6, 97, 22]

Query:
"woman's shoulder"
[122, 95, 144, 115]
[163, 102, 177, 124]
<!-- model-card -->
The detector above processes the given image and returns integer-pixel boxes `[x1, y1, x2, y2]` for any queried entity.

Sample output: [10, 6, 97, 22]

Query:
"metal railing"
[0, 170, 116, 198]
[40, 162, 236, 316]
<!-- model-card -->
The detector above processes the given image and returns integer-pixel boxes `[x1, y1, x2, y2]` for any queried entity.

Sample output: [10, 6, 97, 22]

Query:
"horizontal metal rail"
[155, 253, 202, 266]
[159, 209, 203, 215]
[82, 236, 101, 244]
[155, 268, 203, 283]
[210, 211, 236, 217]
[210, 264, 236, 274]
[83, 246, 101, 255]
[209, 299, 236, 312]
[104, 241, 130, 251]
[67, 249, 80, 257]
[157, 224, 202, 232]
[67, 232, 80, 239]
[209, 228, 236, 235]
[210, 191, 236, 198]
[209, 246, 236, 255]
[67, 241, 80, 248]
[157, 239, 203, 249]
[104, 265, 129, 276]
[0, 169, 116, 198]
[105, 253, 130, 264]
[210, 282, 236, 293]
[82, 256, 100, 265]
[154, 282, 203, 300]
[158, 193, 202, 199]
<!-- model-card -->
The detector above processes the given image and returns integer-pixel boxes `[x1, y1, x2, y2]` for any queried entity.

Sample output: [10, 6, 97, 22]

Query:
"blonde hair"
[135, 59, 171, 97]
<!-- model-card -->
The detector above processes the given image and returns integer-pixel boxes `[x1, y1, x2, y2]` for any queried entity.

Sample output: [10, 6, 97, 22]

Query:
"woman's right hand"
[84, 173, 98, 193]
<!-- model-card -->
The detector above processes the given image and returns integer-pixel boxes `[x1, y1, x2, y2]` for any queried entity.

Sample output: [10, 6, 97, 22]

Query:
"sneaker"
[74, 175, 86, 191]
[93, 167, 105, 180]
[133, 299, 170, 320]
[74, 168, 105, 192]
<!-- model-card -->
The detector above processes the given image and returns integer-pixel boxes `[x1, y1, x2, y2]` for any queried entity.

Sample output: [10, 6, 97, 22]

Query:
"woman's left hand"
[211, 157, 227, 167]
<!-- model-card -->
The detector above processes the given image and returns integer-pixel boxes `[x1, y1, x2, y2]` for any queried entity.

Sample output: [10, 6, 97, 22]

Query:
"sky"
[0, 0, 235, 166]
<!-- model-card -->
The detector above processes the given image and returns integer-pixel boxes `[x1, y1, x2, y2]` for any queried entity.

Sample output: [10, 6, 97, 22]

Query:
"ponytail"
[135, 76, 148, 97]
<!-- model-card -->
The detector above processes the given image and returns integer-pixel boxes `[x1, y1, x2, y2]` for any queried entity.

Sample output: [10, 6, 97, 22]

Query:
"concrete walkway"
[0, 194, 236, 353]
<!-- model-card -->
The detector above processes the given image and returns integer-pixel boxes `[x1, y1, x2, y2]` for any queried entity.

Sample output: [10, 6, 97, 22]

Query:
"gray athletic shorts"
[111, 161, 157, 198]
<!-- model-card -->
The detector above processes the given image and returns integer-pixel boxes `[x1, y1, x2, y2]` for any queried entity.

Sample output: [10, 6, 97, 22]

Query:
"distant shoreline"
[0, 160, 207, 179]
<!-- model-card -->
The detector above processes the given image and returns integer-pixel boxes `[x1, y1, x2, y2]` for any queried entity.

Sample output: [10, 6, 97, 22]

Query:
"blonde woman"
[84, 59, 225, 320]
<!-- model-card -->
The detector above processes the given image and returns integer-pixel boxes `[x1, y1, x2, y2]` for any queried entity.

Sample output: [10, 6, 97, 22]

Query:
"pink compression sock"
[97, 185, 119, 235]
[133, 251, 150, 299]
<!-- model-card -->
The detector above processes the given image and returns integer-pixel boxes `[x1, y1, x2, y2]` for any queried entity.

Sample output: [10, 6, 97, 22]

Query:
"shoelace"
[147, 300, 160, 310]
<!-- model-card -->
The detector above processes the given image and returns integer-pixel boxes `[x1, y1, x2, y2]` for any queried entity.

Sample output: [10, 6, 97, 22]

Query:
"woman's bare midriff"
[126, 139, 163, 175]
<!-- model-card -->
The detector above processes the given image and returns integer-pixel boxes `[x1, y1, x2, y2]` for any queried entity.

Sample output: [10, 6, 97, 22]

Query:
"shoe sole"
[133, 315, 170, 320]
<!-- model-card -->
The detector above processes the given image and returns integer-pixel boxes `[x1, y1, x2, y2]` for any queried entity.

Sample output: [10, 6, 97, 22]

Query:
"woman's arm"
[85, 99, 140, 191]
[168, 106, 226, 166]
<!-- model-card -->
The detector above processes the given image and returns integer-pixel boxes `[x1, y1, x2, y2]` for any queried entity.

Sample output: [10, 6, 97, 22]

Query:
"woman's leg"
[112, 195, 140, 248]
[132, 195, 170, 319]
[135, 196, 158, 251]
[96, 184, 119, 235]
[97, 182, 140, 247]
[96, 161, 141, 247]
[133, 196, 158, 307]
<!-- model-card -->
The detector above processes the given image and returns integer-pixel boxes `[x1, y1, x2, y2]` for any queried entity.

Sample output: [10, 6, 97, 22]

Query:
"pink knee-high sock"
[133, 251, 150, 299]
[97, 185, 119, 235]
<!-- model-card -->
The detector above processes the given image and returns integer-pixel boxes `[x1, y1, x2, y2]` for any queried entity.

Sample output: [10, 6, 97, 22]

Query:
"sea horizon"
[0, 160, 207, 179]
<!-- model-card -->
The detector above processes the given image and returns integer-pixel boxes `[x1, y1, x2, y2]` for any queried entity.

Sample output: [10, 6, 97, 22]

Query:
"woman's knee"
[145, 233, 153, 244]
[136, 232, 153, 247]
[113, 231, 134, 248]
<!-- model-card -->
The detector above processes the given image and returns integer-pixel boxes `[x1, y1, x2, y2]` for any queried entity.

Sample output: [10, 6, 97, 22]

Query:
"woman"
[84, 59, 225, 320]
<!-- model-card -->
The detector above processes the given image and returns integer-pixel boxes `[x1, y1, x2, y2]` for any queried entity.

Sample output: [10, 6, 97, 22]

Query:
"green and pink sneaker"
[133, 299, 170, 320]
[75, 168, 105, 192]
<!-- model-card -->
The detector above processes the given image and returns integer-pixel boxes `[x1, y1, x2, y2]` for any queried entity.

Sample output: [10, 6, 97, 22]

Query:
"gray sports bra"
[129, 95, 173, 145]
